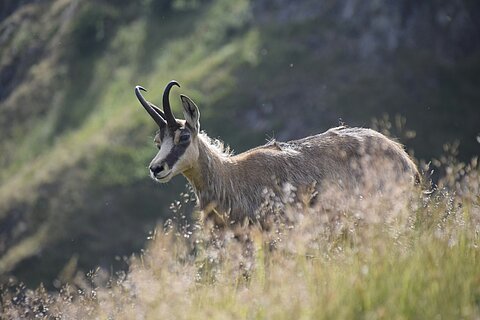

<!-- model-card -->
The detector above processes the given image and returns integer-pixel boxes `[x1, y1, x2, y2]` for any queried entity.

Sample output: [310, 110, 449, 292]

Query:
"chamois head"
[135, 81, 200, 183]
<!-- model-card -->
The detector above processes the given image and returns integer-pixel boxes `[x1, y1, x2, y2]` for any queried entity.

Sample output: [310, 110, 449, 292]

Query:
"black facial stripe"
[165, 141, 190, 167]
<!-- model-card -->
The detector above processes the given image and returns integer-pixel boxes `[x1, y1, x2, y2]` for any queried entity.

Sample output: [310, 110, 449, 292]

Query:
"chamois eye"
[179, 133, 190, 143]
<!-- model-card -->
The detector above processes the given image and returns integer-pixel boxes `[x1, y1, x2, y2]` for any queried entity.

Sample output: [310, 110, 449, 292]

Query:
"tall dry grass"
[1, 147, 479, 319]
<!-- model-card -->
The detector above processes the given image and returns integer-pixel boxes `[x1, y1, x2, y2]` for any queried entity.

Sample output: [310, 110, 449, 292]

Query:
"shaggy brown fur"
[181, 126, 419, 225]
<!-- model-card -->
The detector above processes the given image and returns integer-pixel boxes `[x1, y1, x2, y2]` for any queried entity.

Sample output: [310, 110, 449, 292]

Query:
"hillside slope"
[0, 0, 479, 286]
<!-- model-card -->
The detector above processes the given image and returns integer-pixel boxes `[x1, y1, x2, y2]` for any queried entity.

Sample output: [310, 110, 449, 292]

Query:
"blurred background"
[0, 0, 479, 288]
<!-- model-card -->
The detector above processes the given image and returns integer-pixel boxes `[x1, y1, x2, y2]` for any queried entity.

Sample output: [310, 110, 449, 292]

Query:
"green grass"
[0, 0, 259, 285]
[1, 0, 480, 297]
[0, 0, 256, 211]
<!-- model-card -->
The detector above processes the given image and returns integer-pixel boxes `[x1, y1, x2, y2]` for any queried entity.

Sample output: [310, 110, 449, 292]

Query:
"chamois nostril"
[150, 164, 165, 176]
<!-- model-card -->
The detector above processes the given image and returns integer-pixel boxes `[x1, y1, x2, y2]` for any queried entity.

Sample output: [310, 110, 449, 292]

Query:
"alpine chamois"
[135, 81, 419, 225]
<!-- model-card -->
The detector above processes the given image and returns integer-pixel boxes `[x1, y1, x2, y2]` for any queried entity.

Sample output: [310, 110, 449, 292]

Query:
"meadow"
[1, 0, 479, 288]
[1, 1, 479, 318]
[1, 150, 479, 319]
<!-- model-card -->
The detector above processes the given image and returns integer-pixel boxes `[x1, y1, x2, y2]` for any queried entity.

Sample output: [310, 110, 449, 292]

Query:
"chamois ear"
[180, 94, 200, 133]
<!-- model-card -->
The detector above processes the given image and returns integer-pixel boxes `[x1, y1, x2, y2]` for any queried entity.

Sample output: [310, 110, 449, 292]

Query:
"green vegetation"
[0, 0, 259, 286]
[0, 0, 479, 300]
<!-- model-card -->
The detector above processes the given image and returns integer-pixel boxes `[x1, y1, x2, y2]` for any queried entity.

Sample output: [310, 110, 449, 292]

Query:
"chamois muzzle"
[150, 163, 166, 176]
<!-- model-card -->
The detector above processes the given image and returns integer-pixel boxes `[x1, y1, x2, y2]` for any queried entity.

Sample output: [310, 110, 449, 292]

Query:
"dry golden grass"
[1, 151, 479, 319]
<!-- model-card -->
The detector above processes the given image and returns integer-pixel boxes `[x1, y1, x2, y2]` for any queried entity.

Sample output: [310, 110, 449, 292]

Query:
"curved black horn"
[162, 80, 180, 128]
[135, 86, 166, 128]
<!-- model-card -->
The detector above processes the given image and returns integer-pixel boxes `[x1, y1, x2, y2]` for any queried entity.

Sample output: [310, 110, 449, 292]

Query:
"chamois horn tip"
[135, 85, 147, 92]
[168, 80, 180, 88]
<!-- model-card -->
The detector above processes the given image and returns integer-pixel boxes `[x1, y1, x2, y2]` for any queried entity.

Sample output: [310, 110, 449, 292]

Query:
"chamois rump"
[135, 81, 419, 225]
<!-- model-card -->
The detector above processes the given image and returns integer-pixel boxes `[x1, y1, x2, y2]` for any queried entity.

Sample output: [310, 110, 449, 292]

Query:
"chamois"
[135, 81, 419, 225]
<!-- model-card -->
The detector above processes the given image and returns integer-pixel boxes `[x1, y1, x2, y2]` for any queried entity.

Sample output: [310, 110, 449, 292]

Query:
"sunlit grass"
[1, 155, 479, 319]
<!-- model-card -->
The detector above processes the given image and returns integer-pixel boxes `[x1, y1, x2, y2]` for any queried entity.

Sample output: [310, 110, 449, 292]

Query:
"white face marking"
[150, 134, 174, 181]
[154, 136, 173, 162]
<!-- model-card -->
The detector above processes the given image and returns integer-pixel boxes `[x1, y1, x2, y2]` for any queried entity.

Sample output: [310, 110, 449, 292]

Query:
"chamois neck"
[182, 133, 232, 197]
